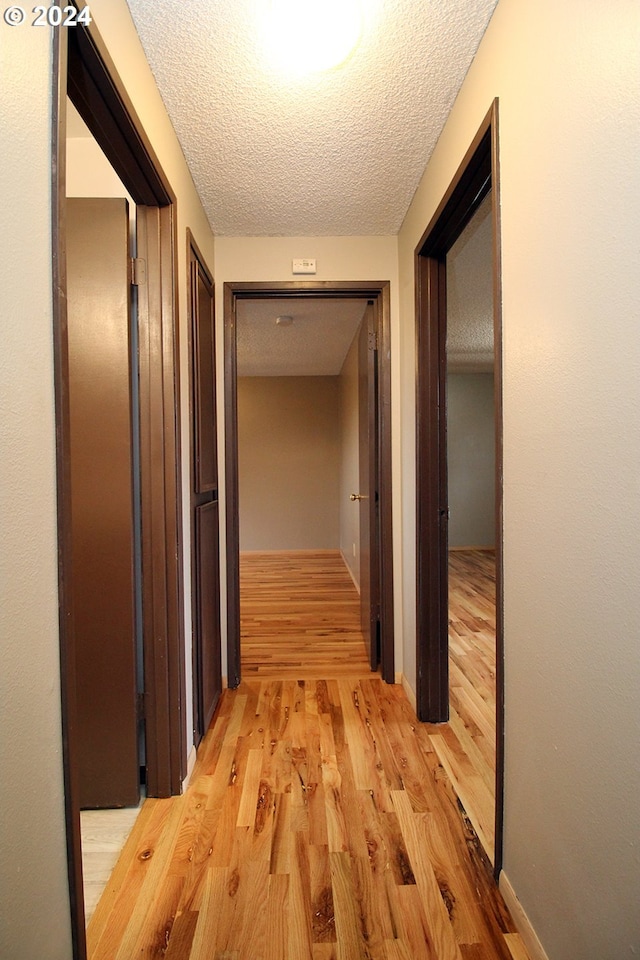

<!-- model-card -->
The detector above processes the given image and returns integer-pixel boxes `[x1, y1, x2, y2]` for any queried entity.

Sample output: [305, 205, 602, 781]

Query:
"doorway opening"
[52, 21, 184, 958]
[65, 98, 147, 924]
[414, 101, 503, 873]
[224, 282, 394, 686]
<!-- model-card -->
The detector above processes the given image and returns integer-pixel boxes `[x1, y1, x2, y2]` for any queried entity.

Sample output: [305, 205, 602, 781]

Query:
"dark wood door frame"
[187, 230, 222, 745]
[414, 100, 504, 874]
[52, 16, 185, 958]
[224, 280, 394, 686]
[358, 303, 380, 669]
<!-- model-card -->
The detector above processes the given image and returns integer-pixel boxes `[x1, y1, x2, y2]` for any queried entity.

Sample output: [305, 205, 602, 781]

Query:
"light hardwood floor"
[240, 551, 372, 678]
[240, 549, 497, 861]
[85, 549, 524, 959]
[441, 549, 497, 861]
[81, 799, 144, 923]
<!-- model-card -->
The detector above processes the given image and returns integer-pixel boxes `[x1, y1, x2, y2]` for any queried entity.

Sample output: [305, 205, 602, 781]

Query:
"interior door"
[189, 242, 222, 743]
[358, 303, 380, 668]
[67, 197, 139, 808]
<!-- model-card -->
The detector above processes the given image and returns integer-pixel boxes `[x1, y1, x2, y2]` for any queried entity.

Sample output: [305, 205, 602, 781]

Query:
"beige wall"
[398, 1, 640, 956]
[238, 377, 340, 550]
[66, 129, 131, 199]
[447, 373, 495, 549]
[0, 2, 217, 954]
[339, 330, 361, 586]
[0, 24, 74, 960]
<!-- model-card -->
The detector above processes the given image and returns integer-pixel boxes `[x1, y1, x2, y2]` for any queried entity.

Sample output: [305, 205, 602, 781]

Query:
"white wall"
[398, 1, 640, 957]
[238, 376, 340, 550]
[339, 330, 361, 586]
[0, 24, 74, 960]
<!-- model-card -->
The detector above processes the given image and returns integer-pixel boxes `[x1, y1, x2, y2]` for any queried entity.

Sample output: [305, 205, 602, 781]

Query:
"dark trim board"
[53, 17, 184, 958]
[414, 100, 504, 876]
[224, 281, 395, 687]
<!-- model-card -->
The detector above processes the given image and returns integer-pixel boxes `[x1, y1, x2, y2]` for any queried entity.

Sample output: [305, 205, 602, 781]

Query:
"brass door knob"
[350, 493, 366, 501]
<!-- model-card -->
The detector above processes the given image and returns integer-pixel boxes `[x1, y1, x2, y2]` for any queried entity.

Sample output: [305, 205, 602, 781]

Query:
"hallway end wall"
[238, 376, 341, 550]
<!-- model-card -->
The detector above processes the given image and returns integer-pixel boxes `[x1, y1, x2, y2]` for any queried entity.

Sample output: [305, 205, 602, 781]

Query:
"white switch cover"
[292, 258, 317, 274]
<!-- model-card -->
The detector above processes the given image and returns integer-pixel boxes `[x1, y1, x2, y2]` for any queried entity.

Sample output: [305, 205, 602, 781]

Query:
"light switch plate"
[292, 258, 317, 274]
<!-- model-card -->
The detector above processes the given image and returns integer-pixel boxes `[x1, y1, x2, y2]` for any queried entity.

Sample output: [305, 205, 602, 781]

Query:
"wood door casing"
[194, 499, 221, 733]
[194, 263, 218, 494]
[67, 197, 139, 809]
[358, 304, 380, 668]
[414, 100, 504, 874]
[189, 237, 222, 743]
[223, 281, 395, 688]
[56, 32, 185, 955]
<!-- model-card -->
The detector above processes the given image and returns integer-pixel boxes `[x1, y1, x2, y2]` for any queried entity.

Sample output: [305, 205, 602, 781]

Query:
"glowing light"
[261, 0, 363, 75]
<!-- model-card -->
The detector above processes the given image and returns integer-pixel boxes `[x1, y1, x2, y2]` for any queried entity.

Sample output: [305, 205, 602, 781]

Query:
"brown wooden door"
[358, 303, 380, 669]
[67, 197, 139, 808]
[189, 242, 222, 743]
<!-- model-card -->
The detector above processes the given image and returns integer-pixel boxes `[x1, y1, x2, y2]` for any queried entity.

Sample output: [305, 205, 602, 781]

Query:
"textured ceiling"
[237, 298, 368, 376]
[125, 0, 498, 236]
[446, 191, 494, 372]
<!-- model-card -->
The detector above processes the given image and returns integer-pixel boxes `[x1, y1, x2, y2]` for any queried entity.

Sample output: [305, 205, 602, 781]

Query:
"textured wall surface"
[0, 24, 74, 960]
[398, 1, 640, 957]
[126, 0, 498, 235]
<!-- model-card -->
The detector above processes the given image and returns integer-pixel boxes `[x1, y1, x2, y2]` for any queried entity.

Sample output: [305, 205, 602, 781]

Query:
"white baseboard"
[339, 549, 361, 594]
[499, 872, 550, 960]
[397, 672, 417, 714]
[181, 744, 198, 793]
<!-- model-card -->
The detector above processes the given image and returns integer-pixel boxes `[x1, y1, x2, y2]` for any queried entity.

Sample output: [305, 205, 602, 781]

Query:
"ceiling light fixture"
[275, 315, 294, 326]
[262, 0, 363, 75]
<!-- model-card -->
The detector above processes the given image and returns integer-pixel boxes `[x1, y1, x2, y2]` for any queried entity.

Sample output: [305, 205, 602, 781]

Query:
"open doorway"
[52, 23, 184, 957]
[442, 191, 498, 861]
[235, 297, 371, 677]
[224, 282, 394, 687]
[414, 102, 503, 873]
[65, 98, 146, 924]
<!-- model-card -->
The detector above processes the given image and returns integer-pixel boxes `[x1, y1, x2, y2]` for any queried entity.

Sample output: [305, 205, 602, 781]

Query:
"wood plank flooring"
[440, 549, 497, 861]
[240, 549, 497, 862]
[85, 549, 524, 959]
[240, 551, 371, 678]
[87, 676, 527, 960]
[81, 801, 144, 923]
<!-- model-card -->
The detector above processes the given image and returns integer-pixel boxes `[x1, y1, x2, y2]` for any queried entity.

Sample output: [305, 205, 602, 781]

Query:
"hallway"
[240, 551, 372, 678]
[84, 551, 527, 959]
[85, 675, 527, 960]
